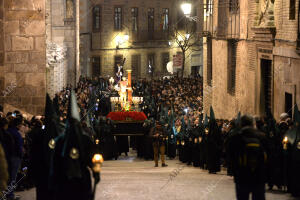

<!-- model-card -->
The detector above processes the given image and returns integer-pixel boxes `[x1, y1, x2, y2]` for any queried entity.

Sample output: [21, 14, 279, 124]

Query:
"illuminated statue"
[119, 77, 128, 109]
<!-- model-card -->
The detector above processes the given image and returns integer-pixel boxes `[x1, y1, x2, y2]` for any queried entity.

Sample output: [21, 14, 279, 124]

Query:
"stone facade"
[203, 0, 300, 120]
[81, 0, 203, 80]
[45, 0, 76, 97]
[0, 0, 46, 115]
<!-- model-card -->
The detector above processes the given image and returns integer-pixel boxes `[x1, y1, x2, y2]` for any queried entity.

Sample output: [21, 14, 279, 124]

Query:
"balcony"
[130, 30, 171, 43]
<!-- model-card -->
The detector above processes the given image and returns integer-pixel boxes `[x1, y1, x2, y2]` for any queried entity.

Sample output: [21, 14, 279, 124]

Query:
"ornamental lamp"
[92, 153, 104, 173]
[181, 2, 192, 17]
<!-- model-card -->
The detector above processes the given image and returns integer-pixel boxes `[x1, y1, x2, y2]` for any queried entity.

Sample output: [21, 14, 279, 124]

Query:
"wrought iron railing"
[131, 30, 171, 42]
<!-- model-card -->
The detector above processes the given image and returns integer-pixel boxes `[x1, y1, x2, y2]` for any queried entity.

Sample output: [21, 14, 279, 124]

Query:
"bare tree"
[172, 20, 202, 77]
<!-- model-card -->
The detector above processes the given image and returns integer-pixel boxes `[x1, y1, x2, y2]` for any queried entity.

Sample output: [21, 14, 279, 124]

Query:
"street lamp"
[116, 34, 129, 49]
[181, 2, 192, 17]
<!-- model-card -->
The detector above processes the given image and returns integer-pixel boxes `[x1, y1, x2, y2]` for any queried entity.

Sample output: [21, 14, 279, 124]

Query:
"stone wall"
[0, 0, 46, 115]
[272, 0, 300, 118]
[203, 0, 300, 120]
[46, 0, 75, 95]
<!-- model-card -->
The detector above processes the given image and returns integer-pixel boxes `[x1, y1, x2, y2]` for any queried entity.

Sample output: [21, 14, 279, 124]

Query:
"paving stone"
[17, 154, 298, 200]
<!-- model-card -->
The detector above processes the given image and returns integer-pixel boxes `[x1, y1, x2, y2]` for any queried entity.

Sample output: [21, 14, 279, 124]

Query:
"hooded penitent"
[61, 90, 86, 179]
[44, 94, 60, 166]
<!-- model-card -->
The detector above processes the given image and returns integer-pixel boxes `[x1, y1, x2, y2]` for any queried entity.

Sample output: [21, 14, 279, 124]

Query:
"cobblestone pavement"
[17, 155, 298, 200]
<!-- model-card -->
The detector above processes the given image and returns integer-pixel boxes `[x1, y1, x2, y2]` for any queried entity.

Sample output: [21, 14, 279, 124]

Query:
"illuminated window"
[162, 8, 169, 31]
[114, 7, 122, 30]
[131, 8, 138, 32]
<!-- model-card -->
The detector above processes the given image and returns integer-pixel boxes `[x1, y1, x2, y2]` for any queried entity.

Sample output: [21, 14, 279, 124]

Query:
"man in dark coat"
[228, 115, 268, 200]
[52, 90, 99, 200]
[150, 121, 168, 167]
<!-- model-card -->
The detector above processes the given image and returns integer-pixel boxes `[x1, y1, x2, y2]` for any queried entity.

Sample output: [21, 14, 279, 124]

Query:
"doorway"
[285, 92, 293, 117]
[260, 59, 272, 115]
[92, 56, 101, 78]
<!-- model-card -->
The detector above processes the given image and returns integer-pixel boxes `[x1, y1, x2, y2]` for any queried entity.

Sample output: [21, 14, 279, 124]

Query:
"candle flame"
[283, 136, 288, 143]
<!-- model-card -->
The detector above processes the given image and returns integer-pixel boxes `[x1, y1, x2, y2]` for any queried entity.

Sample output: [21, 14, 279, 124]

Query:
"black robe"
[52, 134, 95, 200]
[207, 125, 222, 173]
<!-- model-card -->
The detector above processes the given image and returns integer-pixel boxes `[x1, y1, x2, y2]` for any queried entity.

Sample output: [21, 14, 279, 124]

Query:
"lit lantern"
[92, 153, 104, 172]
[283, 136, 288, 150]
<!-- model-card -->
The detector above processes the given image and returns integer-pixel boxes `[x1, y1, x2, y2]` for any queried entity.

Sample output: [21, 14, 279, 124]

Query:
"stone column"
[127, 69, 132, 102]
[75, 0, 80, 84]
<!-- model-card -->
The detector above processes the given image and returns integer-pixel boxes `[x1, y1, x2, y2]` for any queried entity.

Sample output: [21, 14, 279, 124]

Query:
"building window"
[131, 54, 141, 79]
[162, 8, 169, 31]
[207, 37, 212, 86]
[204, 0, 213, 33]
[66, 0, 74, 19]
[148, 53, 155, 76]
[227, 40, 237, 94]
[114, 7, 122, 30]
[93, 6, 101, 32]
[92, 57, 101, 78]
[131, 7, 138, 32]
[206, 0, 213, 16]
[161, 52, 170, 73]
[148, 8, 154, 39]
[229, 0, 239, 13]
[289, 0, 296, 20]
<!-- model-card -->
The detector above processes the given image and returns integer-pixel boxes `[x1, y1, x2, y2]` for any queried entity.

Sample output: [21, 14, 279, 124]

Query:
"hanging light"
[181, 2, 192, 16]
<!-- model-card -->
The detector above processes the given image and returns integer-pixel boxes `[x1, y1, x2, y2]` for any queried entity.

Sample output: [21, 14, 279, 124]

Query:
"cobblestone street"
[18, 155, 297, 200]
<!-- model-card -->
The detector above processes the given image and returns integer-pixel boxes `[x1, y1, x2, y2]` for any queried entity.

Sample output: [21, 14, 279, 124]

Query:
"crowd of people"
[0, 74, 299, 200]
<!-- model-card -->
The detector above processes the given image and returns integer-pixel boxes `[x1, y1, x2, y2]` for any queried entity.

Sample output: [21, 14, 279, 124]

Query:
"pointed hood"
[52, 95, 60, 116]
[235, 112, 241, 128]
[204, 114, 209, 127]
[209, 106, 215, 123]
[67, 90, 81, 122]
[43, 94, 60, 167]
[44, 93, 60, 138]
[208, 106, 219, 136]
[61, 90, 85, 179]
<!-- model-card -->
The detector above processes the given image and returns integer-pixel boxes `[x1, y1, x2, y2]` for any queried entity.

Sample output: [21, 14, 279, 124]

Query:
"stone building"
[0, 0, 46, 115]
[80, 0, 203, 80]
[46, 0, 77, 97]
[203, 0, 300, 120]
